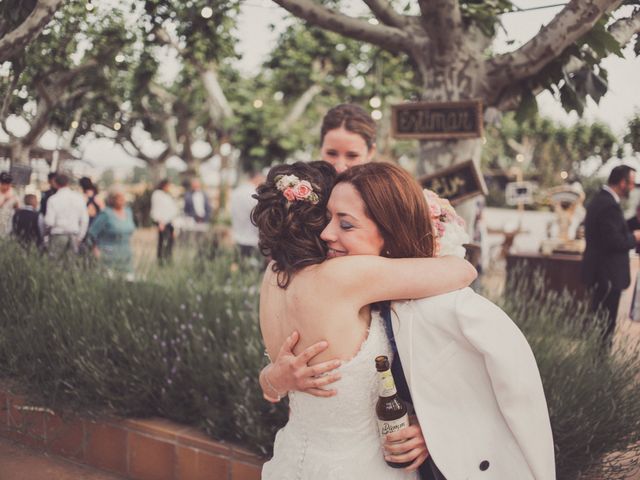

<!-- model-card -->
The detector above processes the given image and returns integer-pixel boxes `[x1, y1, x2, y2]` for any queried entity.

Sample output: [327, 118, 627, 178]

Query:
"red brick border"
[0, 386, 264, 480]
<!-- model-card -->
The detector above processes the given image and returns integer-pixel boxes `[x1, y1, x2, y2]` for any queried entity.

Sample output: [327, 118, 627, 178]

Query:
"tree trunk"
[413, 45, 486, 237]
[149, 162, 167, 186]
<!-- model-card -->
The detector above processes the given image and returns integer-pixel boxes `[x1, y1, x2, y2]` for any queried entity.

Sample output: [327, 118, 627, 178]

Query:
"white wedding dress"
[262, 311, 418, 480]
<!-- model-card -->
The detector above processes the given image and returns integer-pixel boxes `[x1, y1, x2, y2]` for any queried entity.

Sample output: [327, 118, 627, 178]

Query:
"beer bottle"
[375, 355, 411, 468]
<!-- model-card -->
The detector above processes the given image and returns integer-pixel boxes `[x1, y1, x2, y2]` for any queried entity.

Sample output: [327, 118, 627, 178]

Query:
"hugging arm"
[259, 255, 476, 402]
[328, 254, 477, 306]
[259, 331, 342, 403]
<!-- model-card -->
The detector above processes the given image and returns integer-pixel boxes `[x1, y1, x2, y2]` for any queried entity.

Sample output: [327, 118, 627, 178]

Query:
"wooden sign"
[391, 100, 483, 140]
[418, 160, 487, 205]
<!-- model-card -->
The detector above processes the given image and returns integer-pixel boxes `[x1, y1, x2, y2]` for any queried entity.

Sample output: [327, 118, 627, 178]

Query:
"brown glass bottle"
[375, 355, 411, 469]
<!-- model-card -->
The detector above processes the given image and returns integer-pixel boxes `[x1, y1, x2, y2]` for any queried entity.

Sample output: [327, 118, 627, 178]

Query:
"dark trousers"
[591, 282, 622, 349]
[157, 223, 174, 264]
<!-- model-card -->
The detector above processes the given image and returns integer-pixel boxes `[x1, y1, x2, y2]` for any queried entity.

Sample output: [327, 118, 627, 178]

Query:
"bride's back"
[260, 261, 372, 366]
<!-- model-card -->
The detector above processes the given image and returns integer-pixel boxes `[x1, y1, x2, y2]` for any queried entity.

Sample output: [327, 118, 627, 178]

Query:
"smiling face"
[320, 182, 385, 258]
[320, 127, 375, 174]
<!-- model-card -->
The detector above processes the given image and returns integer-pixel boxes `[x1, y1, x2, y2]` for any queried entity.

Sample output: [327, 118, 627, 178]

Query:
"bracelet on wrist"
[263, 364, 286, 401]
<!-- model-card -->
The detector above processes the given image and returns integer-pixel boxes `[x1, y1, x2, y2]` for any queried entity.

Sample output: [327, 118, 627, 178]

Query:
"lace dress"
[262, 312, 418, 480]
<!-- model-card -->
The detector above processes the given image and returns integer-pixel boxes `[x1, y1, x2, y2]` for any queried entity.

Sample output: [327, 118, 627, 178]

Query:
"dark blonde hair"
[320, 104, 377, 150]
[335, 163, 434, 258]
[251, 161, 337, 288]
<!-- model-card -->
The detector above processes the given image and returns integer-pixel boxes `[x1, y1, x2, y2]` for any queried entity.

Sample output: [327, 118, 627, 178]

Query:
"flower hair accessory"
[274, 174, 319, 205]
[423, 189, 469, 258]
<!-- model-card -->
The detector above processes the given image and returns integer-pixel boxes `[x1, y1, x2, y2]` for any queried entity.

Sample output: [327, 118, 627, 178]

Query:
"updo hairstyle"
[251, 161, 337, 288]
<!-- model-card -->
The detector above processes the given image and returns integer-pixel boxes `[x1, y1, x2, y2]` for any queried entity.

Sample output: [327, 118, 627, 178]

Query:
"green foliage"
[521, 17, 623, 119]
[498, 268, 640, 479]
[481, 112, 618, 191]
[0, 241, 286, 455]
[624, 113, 640, 154]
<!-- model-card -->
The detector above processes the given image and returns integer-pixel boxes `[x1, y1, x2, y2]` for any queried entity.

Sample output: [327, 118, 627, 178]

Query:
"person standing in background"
[627, 203, 640, 255]
[150, 179, 178, 264]
[230, 168, 264, 257]
[79, 177, 105, 227]
[184, 178, 212, 224]
[582, 165, 640, 348]
[44, 174, 89, 258]
[87, 185, 135, 276]
[0, 172, 19, 238]
[40, 172, 58, 217]
[12, 194, 43, 248]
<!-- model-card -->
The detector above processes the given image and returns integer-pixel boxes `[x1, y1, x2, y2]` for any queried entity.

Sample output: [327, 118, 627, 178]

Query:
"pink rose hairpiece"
[274, 174, 320, 205]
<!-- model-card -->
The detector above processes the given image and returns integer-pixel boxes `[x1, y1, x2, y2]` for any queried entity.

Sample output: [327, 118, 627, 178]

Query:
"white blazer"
[391, 288, 555, 480]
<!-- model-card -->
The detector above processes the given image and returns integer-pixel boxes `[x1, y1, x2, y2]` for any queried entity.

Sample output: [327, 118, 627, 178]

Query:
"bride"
[252, 161, 476, 479]
[259, 162, 556, 480]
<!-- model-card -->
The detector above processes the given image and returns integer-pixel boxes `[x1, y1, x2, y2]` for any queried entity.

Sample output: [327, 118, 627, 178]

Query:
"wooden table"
[506, 252, 639, 323]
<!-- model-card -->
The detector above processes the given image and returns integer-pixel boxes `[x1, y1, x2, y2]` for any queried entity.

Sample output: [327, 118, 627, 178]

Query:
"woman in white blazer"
[261, 162, 555, 479]
[391, 290, 555, 479]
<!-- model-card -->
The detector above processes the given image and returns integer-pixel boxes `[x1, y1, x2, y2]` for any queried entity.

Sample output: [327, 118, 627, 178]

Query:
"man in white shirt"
[184, 178, 212, 224]
[230, 169, 264, 257]
[44, 174, 89, 258]
[150, 179, 178, 264]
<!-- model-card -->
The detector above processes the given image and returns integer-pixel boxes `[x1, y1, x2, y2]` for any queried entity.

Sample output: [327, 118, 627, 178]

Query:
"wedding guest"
[582, 165, 640, 348]
[87, 185, 135, 275]
[184, 178, 212, 224]
[230, 168, 264, 257]
[0, 172, 19, 238]
[79, 176, 105, 227]
[40, 172, 58, 217]
[627, 202, 640, 255]
[44, 174, 89, 258]
[12, 194, 43, 248]
[320, 103, 376, 173]
[150, 179, 178, 264]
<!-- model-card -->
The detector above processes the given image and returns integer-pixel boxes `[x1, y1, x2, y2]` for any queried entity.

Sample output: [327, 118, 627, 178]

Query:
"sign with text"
[418, 160, 487, 205]
[391, 100, 483, 140]
[505, 181, 535, 206]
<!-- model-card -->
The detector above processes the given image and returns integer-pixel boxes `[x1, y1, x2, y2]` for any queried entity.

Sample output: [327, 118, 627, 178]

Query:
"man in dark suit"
[582, 165, 640, 348]
[40, 172, 58, 216]
[183, 178, 212, 223]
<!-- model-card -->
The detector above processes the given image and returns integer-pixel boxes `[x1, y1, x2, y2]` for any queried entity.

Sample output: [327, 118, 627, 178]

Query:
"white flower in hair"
[423, 189, 470, 258]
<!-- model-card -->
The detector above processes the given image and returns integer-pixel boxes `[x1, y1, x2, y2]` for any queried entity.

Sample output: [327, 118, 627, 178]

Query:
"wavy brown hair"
[320, 104, 377, 149]
[335, 162, 434, 259]
[251, 161, 337, 288]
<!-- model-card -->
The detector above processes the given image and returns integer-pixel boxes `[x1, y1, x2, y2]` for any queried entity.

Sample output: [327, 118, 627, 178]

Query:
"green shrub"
[3, 239, 640, 475]
[0, 240, 286, 455]
[497, 269, 640, 480]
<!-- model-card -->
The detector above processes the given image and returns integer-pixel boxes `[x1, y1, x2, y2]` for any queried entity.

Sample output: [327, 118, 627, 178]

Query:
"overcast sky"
[28, 1, 640, 173]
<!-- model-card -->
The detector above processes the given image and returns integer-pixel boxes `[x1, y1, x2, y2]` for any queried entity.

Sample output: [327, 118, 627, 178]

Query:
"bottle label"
[377, 414, 409, 437]
[378, 370, 397, 397]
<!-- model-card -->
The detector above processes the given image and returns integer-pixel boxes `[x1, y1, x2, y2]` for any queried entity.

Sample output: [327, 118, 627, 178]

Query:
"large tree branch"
[417, 0, 462, 57]
[361, 0, 409, 29]
[199, 65, 234, 123]
[279, 83, 323, 134]
[271, 0, 416, 54]
[0, 71, 20, 134]
[0, 0, 64, 63]
[609, 7, 640, 44]
[488, 0, 622, 86]
[490, 7, 640, 111]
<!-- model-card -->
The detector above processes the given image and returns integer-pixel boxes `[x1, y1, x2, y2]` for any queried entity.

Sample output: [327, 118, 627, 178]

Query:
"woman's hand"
[383, 415, 429, 472]
[260, 331, 342, 402]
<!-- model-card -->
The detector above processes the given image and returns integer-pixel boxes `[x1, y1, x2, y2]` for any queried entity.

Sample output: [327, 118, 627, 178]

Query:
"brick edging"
[0, 386, 264, 480]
